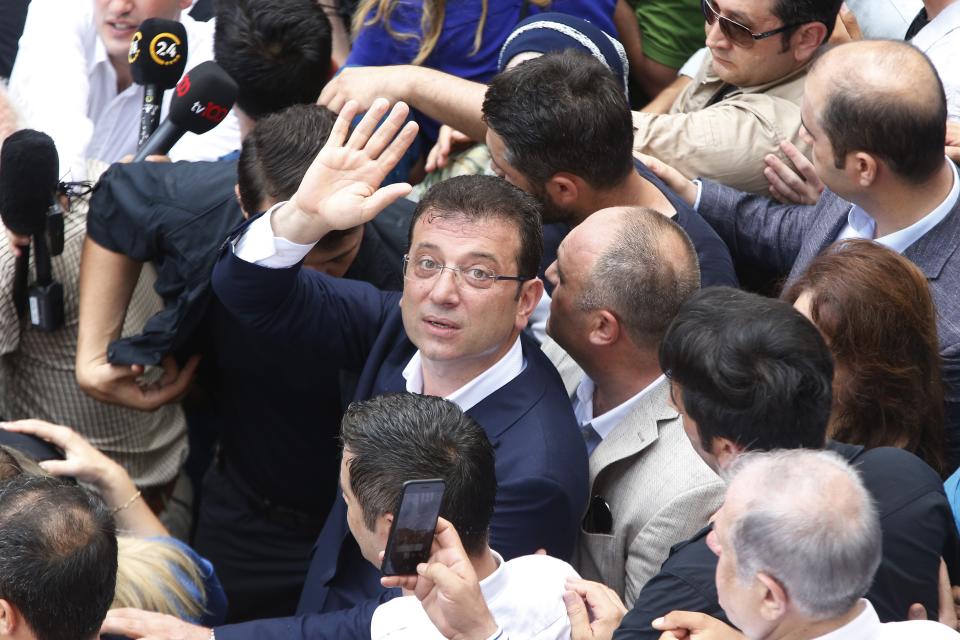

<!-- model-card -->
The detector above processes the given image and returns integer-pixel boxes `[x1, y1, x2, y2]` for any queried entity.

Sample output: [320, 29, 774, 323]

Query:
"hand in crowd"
[101, 609, 211, 640]
[829, 3, 863, 44]
[425, 125, 476, 172]
[78, 353, 201, 412]
[565, 578, 628, 640]
[318, 65, 405, 114]
[381, 517, 500, 640]
[947, 120, 960, 164]
[651, 611, 746, 640]
[4, 228, 30, 259]
[272, 98, 418, 245]
[634, 152, 698, 205]
[764, 140, 824, 205]
[0, 419, 167, 537]
[907, 558, 960, 630]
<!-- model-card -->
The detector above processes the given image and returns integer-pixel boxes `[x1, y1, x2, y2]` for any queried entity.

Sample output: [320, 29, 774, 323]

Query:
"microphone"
[129, 18, 188, 148]
[0, 129, 64, 330]
[132, 60, 238, 162]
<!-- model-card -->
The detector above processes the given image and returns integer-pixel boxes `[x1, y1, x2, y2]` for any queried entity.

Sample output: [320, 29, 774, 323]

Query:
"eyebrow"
[413, 243, 502, 264]
[726, 9, 753, 27]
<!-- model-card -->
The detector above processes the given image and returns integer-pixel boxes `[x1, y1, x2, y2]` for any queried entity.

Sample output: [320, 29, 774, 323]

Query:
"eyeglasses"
[701, 0, 806, 48]
[402, 255, 532, 290]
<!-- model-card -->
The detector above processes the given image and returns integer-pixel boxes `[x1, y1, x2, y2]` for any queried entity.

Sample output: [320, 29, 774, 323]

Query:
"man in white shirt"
[7, 0, 240, 180]
[909, 0, 960, 122]
[652, 449, 960, 640]
[540, 206, 723, 604]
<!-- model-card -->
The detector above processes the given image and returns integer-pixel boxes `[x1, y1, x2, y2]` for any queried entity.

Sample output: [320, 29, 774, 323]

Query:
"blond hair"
[352, 0, 550, 66]
[113, 537, 207, 620]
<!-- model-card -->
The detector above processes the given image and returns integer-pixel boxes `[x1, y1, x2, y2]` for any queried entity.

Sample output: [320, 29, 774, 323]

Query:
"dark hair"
[340, 393, 497, 556]
[580, 208, 700, 349]
[0, 475, 117, 640]
[214, 0, 332, 119]
[482, 50, 634, 191]
[771, 0, 843, 47]
[660, 287, 834, 452]
[783, 240, 946, 475]
[237, 104, 336, 215]
[410, 175, 544, 280]
[813, 42, 947, 183]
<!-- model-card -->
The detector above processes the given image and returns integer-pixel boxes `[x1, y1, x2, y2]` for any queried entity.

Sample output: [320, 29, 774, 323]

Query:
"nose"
[107, 0, 133, 15]
[428, 266, 461, 306]
[704, 18, 729, 49]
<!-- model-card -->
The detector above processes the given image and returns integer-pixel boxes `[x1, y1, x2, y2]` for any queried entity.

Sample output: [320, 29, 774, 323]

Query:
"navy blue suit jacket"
[211, 247, 589, 639]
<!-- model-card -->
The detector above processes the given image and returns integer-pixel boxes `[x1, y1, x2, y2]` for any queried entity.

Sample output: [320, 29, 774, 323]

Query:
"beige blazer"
[542, 338, 724, 606]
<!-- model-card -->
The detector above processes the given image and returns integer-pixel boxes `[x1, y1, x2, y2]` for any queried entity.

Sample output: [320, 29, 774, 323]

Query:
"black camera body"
[27, 281, 64, 332]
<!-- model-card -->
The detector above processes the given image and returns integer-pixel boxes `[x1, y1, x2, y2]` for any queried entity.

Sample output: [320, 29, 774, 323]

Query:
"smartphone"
[381, 478, 446, 576]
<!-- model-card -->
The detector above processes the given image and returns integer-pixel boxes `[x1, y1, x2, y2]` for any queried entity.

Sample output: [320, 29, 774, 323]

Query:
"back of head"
[214, 0, 332, 119]
[660, 287, 834, 452]
[0, 475, 117, 640]
[811, 40, 946, 183]
[237, 104, 336, 215]
[482, 50, 634, 190]
[411, 175, 544, 279]
[724, 449, 881, 621]
[114, 537, 207, 621]
[579, 207, 700, 350]
[783, 239, 945, 473]
[340, 393, 497, 555]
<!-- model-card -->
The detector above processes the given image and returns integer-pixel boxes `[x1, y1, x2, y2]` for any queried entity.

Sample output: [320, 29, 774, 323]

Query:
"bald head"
[575, 206, 700, 349]
[808, 40, 946, 182]
[724, 449, 881, 619]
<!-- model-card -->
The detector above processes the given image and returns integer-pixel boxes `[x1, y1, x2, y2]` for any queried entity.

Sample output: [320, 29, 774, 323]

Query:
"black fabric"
[634, 159, 739, 288]
[905, 7, 929, 40]
[615, 442, 960, 638]
[0, 429, 63, 462]
[0, 0, 29, 79]
[189, 0, 214, 22]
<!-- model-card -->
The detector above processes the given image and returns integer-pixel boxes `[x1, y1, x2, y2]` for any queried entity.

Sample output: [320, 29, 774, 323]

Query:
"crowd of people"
[1, 0, 960, 639]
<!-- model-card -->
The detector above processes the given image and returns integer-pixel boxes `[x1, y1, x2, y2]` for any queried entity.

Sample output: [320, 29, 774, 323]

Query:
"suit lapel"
[903, 198, 960, 280]
[589, 379, 677, 485]
[788, 190, 850, 283]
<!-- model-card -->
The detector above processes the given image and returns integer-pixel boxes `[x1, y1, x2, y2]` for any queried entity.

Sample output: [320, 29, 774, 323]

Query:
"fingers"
[381, 574, 419, 590]
[363, 101, 412, 159]
[652, 610, 712, 632]
[328, 100, 362, 148]
[839, 4, 863, 40]
[374, 119, 419, 176]
[359, 182, 414, 222]
[908, 603, 929, 621]
[1, 418, 74, 447]
[346, 98, 393, 151]
[763, 159, 804, 204]
[564, 591, 594, 640]
[141, 354, 200, 407]
[38, 458, 86, 477]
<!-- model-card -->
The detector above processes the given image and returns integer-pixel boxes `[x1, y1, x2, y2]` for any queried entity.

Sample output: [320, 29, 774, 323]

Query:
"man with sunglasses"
[630, 0, 842, 195]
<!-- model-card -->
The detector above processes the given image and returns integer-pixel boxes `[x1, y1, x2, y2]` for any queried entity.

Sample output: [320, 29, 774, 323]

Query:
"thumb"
[908, 603, 929, 621]
[564, 591, 592, 640]
[652, 610, 713, 632]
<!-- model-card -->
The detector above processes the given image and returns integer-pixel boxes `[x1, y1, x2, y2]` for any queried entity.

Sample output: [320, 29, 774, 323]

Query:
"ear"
[515, 278, 545, 330]
[792, 22, 828, 63]
[377, 512, 395, 546]
[234, 184, 251, 220]
[588, 309, 620, 347]
[0, 599, 19, 637]
[178, 0, 193, 11]
[544, 173, 582, 209]
[756, 572, 790, 622]
[850, 152, 878, 187]
[712, 436, 744, 470]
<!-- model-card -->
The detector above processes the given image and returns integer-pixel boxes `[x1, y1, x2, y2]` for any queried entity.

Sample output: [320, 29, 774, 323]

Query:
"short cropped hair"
[410, 175, 544, 279]
[340, 393, 497, 556]
[0, 475, 117, 640]
[237, 104, 336, 215]
[660, 287, 834, 452]
[214, 0, 332, 119]
[771, 0, 843, 46]
[726, 449, 881, 618]
[813, 42, 947, 183]
[482, 50, 634, 191]
[580, 208, 700, 349]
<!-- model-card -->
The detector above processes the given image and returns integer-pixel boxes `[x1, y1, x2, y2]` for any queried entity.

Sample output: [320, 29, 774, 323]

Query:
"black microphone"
[132, 60, 238, 162]
[129, 18, 188, 148]
[0, 129, 64, 330]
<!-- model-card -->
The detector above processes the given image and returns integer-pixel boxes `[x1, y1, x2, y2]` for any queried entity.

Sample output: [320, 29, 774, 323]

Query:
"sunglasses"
[700, 0, 806, 48]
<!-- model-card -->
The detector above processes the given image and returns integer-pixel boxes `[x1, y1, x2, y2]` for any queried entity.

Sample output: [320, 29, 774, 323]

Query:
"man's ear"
[851, 152, 878, 187]
[712, 436, 744, 470]
[178, 0, 193, 11]
[515, 278, 545, 330]
[0, 599, 20, 637]
[234, 184, 251, 220]
[792, 22, 828, 63]
[544, 173, 582, 209]
[588, 309, 620, 347]
[757, 572, 790, 622]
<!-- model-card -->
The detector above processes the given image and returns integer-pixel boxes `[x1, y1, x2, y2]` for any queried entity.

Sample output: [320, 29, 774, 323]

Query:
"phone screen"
[381, 479, 446, 576]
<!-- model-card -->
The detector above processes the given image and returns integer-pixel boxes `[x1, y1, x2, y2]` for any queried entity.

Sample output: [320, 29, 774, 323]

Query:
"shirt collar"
[401, 337, 525, 411]
[573, 374, 667, 441]
[811, 600, 879, 639]
[912, 2, 960, 50]
[847, 159, 959, 254]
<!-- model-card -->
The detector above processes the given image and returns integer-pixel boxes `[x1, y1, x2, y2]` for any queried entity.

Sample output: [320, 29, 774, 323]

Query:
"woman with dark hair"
[783, 239, 946, 476]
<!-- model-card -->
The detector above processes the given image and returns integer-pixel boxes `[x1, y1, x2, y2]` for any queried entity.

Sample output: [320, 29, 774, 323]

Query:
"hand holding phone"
[382, 479, 446, 576]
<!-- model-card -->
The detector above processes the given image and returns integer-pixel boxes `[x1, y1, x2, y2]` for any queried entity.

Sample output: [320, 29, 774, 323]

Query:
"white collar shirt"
[572, 374, 667, 441]
[911, 1, 960, 121]
[836, 159, 960, 252]
[813, 599, 960, 639]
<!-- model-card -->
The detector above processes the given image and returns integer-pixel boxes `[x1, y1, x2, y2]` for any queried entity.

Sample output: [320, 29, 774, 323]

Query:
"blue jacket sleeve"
[215, 594, 389, 640]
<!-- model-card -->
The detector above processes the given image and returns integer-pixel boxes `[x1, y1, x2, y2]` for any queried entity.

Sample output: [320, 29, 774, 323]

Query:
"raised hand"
[565, 579, 628, 640]
[271, 98, 419, 245]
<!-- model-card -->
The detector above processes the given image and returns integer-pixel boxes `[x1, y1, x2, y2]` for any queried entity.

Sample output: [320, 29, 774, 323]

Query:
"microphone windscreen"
[0, 129, 58, 236]
[129, 18, 188, 90]
[167, 61, 238, 135]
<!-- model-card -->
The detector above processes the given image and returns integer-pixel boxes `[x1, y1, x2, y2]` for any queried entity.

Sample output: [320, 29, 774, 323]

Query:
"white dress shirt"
[573, 374, 667, 442]
[370, 552, 579, 640]
[8, 0, 241, 180]
[835, 159, 960, 251]
[845, 0, 923, 39]
[814, 599, 960, 639]
[911, 1, 960, 121]
[233, 203, 527, 409]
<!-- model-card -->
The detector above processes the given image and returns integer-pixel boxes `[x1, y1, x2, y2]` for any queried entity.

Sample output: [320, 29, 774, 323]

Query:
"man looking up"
[542, 206, 723, 603]
[644, 39, 960, 472]
[481, 51, 737, 289]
